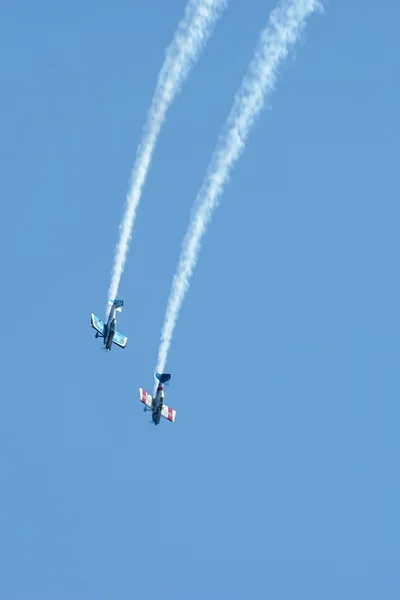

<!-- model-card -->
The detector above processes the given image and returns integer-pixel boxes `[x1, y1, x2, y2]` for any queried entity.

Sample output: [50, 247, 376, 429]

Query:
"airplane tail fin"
[155, 372, 171, 385]
[108, 299, 124, 312]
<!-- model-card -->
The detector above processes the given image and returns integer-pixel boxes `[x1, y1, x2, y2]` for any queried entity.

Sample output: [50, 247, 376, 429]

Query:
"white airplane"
[139, 373, 176, 425]
[90, 299, 128, 351]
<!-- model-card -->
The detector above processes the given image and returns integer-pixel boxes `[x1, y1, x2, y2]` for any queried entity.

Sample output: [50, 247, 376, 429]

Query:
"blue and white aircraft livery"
[90, 299, 128, 351]
[139, 373, 176, 425]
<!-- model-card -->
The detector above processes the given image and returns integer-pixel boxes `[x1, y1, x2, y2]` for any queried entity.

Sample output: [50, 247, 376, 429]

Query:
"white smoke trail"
[156, 0, 321, 373]
[107, 0, 227, 316]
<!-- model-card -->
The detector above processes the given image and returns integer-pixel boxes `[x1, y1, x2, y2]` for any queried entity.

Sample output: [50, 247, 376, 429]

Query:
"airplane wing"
[139, 388, 153, 409]
[91, 314, 105, 336]
[112, 331, 128, 349]
[161, 404, 176, 423]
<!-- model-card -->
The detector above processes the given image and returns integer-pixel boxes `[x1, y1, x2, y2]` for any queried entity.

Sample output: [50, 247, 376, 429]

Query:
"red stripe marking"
[168, 407, 173, 421]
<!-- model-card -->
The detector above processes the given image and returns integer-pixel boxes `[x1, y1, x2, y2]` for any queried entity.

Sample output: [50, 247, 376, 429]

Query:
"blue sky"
[1, 1, 399, 598]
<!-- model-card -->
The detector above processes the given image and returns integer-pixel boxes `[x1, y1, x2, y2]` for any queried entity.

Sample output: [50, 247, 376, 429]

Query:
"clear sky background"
[1, 1, 399, 598]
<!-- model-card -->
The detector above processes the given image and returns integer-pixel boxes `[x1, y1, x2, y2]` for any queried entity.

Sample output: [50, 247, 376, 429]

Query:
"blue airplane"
[90, 299, 128, 351]
[139, 373, 176, 425]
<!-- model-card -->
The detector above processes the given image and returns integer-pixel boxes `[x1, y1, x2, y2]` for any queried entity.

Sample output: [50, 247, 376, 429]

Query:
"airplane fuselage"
[151, 384, 164, 425]
[103, 307, 117, 351]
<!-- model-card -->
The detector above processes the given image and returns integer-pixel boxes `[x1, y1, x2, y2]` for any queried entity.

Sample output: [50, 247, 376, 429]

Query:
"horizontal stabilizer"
[155, 373, 171, 385]
[112, 330, 127, 349]
[108, 299, 124, 311]
[139, 388, 153, 409]
[91, 314, 105, 336]
[161, 404, 176, 423]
